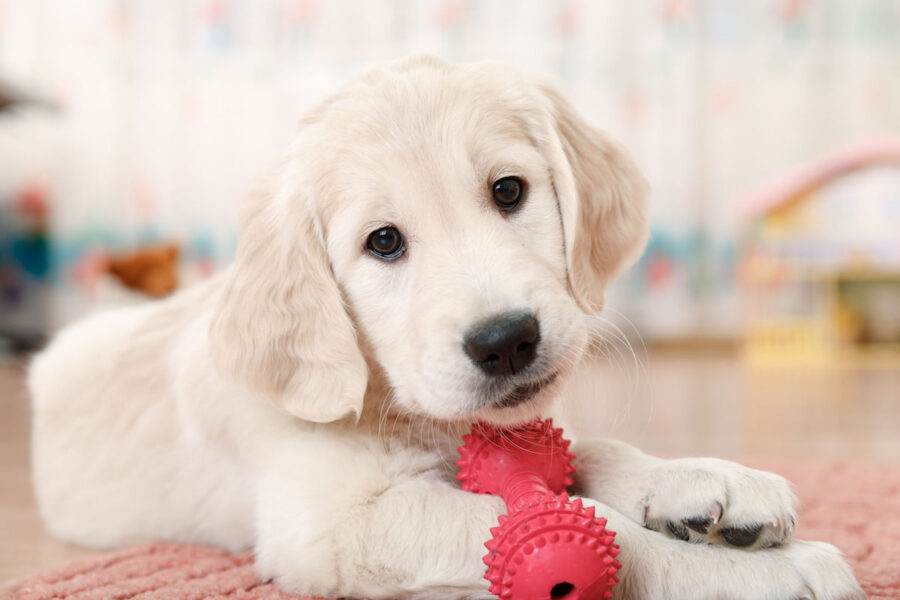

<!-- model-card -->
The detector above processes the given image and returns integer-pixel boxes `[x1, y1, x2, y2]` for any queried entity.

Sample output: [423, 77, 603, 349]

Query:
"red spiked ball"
[457, 419, 621, 600]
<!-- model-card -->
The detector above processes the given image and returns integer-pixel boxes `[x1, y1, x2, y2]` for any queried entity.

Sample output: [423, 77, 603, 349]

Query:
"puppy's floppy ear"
[209, 172, 367, 423]
[536, 83, 650, 313]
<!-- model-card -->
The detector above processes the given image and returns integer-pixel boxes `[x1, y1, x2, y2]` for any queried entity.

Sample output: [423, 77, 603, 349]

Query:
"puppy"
[29, 56, 864, 599]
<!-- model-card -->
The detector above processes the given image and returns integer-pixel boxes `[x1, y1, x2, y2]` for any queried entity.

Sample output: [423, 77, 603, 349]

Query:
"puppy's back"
[28, 278, 227, 548]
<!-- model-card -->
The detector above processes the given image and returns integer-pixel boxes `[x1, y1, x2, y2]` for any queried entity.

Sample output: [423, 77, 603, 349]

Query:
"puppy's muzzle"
[463, 311, 539, 376]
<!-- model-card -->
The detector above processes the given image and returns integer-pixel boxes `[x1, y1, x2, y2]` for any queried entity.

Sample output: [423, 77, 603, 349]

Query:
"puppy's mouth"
[493, 372, 559, 409]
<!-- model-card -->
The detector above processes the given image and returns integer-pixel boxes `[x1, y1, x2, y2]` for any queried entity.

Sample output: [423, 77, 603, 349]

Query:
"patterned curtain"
[0, 0, 897, 336]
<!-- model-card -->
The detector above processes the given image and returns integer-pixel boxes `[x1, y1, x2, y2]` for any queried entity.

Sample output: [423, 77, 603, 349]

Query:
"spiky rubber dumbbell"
[457, 419, 621, 600]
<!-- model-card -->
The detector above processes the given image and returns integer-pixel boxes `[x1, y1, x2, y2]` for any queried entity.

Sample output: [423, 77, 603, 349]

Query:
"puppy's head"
[210, 56, 648, 426]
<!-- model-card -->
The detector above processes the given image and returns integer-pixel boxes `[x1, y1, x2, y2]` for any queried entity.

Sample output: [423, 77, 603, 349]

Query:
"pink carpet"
[2, 461, 898, 599]
[750, 460, 900, 600]
[0, 544, 312, 600]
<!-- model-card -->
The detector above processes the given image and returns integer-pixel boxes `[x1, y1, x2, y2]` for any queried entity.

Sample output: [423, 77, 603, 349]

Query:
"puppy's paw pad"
[682, 515, 713, 535]
[666, 520, 691, 541]
[719, 523, 764, 547]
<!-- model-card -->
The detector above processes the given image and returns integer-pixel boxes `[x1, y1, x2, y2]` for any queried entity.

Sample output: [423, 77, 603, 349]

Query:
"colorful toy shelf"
[738, 137, 900, 367]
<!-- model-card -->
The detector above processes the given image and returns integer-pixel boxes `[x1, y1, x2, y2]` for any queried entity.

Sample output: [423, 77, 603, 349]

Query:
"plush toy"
[106, 244, 179, 297]
[457, 419, 621, 600]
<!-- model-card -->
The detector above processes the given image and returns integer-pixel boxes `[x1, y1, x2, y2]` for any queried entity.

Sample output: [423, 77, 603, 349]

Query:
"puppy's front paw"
[782, 540, 866, 600]
[571, 496, 863, 600]
[642, 457, 797, 549]
[618, 533, 864, 600]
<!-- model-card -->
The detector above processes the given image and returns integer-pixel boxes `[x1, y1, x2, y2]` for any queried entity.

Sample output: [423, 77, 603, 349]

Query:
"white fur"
[30, 56, 863, 599]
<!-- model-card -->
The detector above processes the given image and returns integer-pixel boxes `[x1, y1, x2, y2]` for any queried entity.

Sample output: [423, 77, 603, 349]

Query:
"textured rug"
[749, 460, 900, 600]
[2, 461, 898, 599]
[0, 543, 309, 600]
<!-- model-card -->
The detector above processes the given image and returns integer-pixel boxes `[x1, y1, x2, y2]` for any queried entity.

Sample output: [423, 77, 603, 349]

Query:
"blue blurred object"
[0, 188, 52, 352]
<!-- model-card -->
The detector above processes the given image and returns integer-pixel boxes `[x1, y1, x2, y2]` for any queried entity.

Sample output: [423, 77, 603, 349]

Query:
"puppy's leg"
[570, 439, 798, 549]
[580, 494, 864, 600]
[254, 472, 505, 600]
[254, 467, 862, 600]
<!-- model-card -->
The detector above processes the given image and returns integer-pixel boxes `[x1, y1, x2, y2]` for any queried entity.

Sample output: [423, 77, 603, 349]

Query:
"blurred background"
[1, 0, 899, 582]
[1, 0, 899, 453]
[2, 0, 899, 348]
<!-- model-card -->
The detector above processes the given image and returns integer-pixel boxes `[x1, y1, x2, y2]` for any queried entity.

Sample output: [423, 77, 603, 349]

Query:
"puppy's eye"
[491, 176, 524, 211]
[366, 226, 406, 260]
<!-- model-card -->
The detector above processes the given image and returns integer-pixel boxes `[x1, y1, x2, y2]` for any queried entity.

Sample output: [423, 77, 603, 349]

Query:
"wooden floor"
[2, 350, 899, 583]
[0, 357, 99, 584]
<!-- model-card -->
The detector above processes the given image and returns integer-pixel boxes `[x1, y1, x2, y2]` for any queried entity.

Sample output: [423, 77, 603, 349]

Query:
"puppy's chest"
[373, 430, 464, 482]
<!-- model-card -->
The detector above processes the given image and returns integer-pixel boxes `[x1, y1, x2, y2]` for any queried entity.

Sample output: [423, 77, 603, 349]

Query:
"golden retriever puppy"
[29, 56, 863, 599]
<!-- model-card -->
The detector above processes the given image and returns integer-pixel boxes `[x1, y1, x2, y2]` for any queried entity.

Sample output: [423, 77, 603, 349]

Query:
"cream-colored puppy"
[29, 56, 863, 599]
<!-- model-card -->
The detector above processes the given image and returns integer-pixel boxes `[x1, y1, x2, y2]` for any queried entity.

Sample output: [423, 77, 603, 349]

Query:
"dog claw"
[709, 501, 723, 524]
[666, 520, 691, 541]
[683, 516, 712, 535]
[796, 585, 816, 600]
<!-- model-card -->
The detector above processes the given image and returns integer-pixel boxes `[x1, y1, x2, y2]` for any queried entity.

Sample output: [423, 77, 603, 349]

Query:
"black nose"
[463, 311, 540, 376]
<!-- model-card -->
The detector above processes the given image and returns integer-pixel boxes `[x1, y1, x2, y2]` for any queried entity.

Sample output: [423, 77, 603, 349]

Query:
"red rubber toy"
[456, 418, 621, 600]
